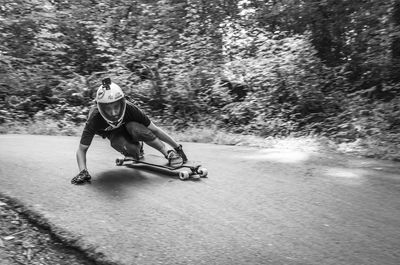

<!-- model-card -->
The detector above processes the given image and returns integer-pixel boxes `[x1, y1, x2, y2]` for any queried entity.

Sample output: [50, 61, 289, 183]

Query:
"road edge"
[0, 191, 122, 265]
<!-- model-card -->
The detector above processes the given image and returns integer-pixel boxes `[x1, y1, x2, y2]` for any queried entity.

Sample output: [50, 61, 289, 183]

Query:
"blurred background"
[0, 0, 399, 160]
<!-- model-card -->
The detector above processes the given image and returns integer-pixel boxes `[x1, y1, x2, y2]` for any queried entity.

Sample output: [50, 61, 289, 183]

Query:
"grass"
[1, 119, 399, 161]
[0, 119, 84, 136]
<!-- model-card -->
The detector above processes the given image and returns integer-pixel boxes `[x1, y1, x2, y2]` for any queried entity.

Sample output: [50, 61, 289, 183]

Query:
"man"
[71, 78, 187, 184]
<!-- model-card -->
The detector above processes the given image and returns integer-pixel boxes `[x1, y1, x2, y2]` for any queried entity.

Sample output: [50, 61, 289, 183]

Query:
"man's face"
[103, 101, 122, 121]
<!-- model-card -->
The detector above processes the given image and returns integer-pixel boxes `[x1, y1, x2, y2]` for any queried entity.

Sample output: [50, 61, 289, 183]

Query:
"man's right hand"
[174, 144, 188, 163]
[71, 169, 92, 185]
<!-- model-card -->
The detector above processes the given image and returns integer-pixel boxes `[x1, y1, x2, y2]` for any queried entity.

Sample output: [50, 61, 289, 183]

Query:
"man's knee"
[125, 122, 156, 142]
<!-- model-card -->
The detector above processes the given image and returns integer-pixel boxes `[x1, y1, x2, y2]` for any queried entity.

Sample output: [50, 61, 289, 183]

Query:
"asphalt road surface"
[0, 134, 399, 265]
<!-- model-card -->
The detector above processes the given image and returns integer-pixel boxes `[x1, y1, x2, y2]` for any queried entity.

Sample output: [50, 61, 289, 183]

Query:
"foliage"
[0, 0, 399, 160]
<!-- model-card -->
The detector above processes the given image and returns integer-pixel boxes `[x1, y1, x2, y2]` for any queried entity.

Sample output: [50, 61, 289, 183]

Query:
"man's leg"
[108, 128, 141, 159]
[143, 137, 183, 166]
[125, 122, 183, 166]
[125, 122, 169, 157]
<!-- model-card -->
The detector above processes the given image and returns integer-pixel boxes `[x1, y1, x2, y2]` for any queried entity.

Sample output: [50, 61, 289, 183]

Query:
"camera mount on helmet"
[102, 78, 111, 90]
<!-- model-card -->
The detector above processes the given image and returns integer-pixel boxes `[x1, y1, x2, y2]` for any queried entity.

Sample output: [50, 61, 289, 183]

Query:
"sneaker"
[138, 141, 144, 160]
[122, 142, 144, 161]
[166, 150, 183, 167]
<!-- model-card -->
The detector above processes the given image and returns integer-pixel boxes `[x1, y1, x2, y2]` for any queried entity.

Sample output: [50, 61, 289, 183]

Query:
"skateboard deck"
[115, 154, 208, 180]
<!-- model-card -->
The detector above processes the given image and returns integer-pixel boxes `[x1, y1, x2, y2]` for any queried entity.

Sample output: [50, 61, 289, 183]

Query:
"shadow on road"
[94, 168, 148, 184]
[88, 169, 149, 199]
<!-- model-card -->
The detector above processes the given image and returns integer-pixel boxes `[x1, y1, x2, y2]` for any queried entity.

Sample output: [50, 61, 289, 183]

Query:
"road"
[0, 134, 399, 265]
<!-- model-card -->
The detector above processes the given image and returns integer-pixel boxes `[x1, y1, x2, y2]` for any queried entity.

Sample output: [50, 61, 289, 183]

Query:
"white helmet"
[95, 78, 126, 128]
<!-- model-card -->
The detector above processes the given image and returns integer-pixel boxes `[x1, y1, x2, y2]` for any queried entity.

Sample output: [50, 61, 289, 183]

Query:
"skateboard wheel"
[116, 158, 124, 166]
[179, 171, 190, 180]
[197, 167, 208, 177]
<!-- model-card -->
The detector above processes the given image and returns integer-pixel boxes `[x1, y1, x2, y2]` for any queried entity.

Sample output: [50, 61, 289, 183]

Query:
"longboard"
[115, 154, 208, 180]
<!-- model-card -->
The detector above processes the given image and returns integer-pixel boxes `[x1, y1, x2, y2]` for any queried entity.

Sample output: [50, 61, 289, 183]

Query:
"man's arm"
[76, 144, 90, 171]
[147, 121, 179, 149]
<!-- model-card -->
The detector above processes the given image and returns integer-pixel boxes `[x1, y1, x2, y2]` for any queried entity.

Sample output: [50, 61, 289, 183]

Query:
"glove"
[174, 144, 188, 163]
[71, 169, 92, 185]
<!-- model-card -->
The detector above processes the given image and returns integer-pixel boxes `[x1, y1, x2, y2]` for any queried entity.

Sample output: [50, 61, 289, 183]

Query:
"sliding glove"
[71, 169, 91, 185]
[174, 144, 188, 163]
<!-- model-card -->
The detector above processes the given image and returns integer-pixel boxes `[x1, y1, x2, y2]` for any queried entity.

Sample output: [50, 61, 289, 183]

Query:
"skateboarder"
[71, 78, 188, 185]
